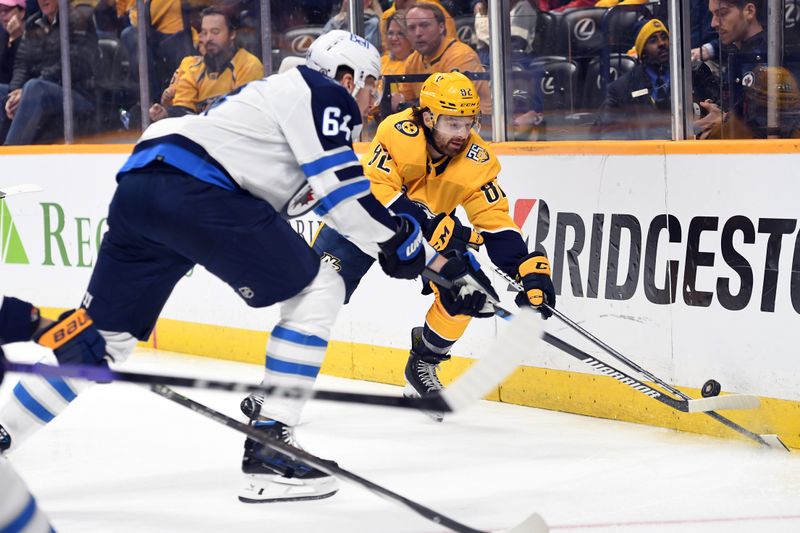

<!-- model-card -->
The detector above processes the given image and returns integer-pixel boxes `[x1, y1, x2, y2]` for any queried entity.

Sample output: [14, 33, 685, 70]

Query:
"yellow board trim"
[2, 139, 800, 158]
[41, 304, 795, 451]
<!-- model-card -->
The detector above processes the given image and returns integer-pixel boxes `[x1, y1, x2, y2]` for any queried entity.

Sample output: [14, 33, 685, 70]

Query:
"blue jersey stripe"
[271, 326, 328, 347]
[119, 135, 240, 192]
[43, 372, 77, 403]
[301, 150, 359, 178]
[265, 356, 321, 379]
[13, 384, 55, 423]
[313, 179, 371, 218]
[0, 494, 38, 533]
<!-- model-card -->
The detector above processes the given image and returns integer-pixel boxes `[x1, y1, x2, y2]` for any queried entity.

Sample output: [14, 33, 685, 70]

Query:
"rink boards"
[1, 141, 798, 449]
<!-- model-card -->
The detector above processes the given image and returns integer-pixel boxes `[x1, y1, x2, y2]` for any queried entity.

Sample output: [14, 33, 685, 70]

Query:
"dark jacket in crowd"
[595, 63, 672, 140]
[595, 62, 720, 140]
[720, 30, 768, 117]
[9, 8, 99, 99]
[0, 29, 21, 85]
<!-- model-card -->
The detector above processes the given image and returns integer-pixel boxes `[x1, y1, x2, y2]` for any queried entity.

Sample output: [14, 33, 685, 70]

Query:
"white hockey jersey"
[119, 66, 396, 257]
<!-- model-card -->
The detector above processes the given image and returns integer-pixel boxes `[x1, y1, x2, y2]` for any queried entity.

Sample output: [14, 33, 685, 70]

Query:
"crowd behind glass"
[0, 0, 796, 145]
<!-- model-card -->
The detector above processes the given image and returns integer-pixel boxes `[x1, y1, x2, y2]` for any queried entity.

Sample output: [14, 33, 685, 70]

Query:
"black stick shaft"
[3, 361, 449, 412]
[150, 385, 487, 533]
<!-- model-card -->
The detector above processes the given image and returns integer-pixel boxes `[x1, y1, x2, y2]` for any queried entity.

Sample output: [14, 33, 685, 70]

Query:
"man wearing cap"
[595, 18, 718, 140]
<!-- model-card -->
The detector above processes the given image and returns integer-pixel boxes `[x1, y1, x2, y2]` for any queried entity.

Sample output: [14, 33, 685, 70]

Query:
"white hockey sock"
[0, 458, 53, 532]
[256, 262, 344, 427]
[0, 369, 90, 451]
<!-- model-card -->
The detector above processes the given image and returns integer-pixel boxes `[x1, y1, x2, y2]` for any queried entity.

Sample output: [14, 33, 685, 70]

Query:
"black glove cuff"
[0, 297, 41, 343]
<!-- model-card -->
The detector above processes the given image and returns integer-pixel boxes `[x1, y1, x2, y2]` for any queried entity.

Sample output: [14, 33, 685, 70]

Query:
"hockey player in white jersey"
[0, 30, 493, 503]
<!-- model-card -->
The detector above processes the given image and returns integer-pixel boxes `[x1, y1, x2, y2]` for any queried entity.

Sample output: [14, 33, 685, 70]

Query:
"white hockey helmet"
[306, 30, 381, 98]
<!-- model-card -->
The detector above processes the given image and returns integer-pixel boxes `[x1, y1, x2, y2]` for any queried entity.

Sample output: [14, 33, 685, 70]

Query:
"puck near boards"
[701, 379, 721, 398]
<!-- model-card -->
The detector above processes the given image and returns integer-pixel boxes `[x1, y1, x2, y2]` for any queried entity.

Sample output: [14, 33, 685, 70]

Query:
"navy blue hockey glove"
[515, 252, 556, 319]
[34, 309, 108, 369]
[378, 214, 427, 280]
[423, 213, 484, 254]
[434, 251, 498, 318]
[0, 296, 41, 344]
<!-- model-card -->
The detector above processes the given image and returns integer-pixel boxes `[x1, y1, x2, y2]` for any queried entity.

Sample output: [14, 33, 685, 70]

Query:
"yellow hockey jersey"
[170, 48, 263, 113]
[363, 108, 526, 273]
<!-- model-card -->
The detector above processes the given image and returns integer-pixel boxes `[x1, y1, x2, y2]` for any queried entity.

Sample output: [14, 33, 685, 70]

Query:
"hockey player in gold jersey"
[313, 72, 555, 420]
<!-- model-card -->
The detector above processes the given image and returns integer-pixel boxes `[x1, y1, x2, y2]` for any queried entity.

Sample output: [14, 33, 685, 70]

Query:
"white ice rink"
[2, 346, 799, 533]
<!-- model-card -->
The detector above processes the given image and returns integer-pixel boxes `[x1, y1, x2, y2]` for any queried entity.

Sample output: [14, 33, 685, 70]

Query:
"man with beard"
[310, 72, 555, 421]
[148, 6, 262, 122]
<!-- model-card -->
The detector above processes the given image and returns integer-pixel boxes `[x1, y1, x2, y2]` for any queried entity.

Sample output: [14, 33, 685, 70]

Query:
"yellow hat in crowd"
[634, 18, 669, 59]
[594, 0, 649, 7]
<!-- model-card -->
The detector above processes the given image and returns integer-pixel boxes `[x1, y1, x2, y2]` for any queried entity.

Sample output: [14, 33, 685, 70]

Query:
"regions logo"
[394, 120, 419, 137]
[0, 199, 29, 264]
[465, 143, 490, 164]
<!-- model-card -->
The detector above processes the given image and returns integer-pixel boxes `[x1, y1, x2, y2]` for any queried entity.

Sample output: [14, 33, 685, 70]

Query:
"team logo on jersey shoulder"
[395, 120, 419, 137]
[283, 183, 318, 218]
[465, 143, 490, 164]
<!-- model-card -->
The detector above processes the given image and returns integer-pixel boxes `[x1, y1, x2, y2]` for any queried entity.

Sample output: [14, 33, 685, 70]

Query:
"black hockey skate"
[403, 327, 448, 422]
[239, 393, 338, 503]
[0, 423, 10, 453]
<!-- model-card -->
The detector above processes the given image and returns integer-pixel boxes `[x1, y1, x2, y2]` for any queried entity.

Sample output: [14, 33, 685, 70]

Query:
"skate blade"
[238, 474, 339, 503]
[403, 385, 444, 423]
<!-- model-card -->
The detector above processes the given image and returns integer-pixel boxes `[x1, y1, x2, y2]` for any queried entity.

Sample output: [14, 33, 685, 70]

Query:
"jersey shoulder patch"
[464, 143, 490, 164]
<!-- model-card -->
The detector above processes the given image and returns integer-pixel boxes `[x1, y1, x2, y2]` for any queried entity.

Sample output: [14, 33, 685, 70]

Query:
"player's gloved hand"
[0, 347, 6, 387]
[423, 213, 484, 253]
[515, 252, 556, 318]
[433, 251, 498, 318]
[378, 214, 427, 280]
[34, 309, 109, 368]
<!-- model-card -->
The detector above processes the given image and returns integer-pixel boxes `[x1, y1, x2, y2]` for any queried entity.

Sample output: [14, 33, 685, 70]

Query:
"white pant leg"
[0, 331, 136, 451]
[257, 263, 345, 426]
[0, 457, 52, 533]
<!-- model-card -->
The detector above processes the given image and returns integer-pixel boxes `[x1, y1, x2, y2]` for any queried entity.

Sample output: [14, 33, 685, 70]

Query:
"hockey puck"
[701, 379, 721, 398]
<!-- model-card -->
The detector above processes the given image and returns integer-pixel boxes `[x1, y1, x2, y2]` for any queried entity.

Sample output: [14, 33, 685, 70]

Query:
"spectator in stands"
[596, 18, 718, 140]
[1, 0, 99, 144]
[690, 0, 717, 63]
[383, 9, 413, 77]
[705, 65, 800, 138]
[474, 0, 537, 66]
[149, 6, 262, 122]
[396, 2, 490, 114]
[119, 0, 195, 99]
[323, 0, 383, 52]
[380, 0, 457, 55]
[695, 0, 766, 138]
[0, 0, 24, 85]
[0, 0, 24, 143]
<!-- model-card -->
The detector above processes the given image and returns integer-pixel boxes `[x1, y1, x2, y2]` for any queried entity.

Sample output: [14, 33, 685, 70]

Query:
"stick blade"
[686, 394, 760, 413]
[502, 512, 549, 533]
[441, 308, 543, 413]
[0, 184, 43, 198]
[761, 434, 790, 452]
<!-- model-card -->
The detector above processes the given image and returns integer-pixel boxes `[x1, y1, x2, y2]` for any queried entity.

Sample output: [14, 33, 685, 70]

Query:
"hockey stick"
[2, 360, 452, 413]
[542, 307, 787, 451]
[540, 333, 759, 413]
[490, 267, 787, 451]
[0, 184, 43, 199]
[150, 384, 549, 533]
